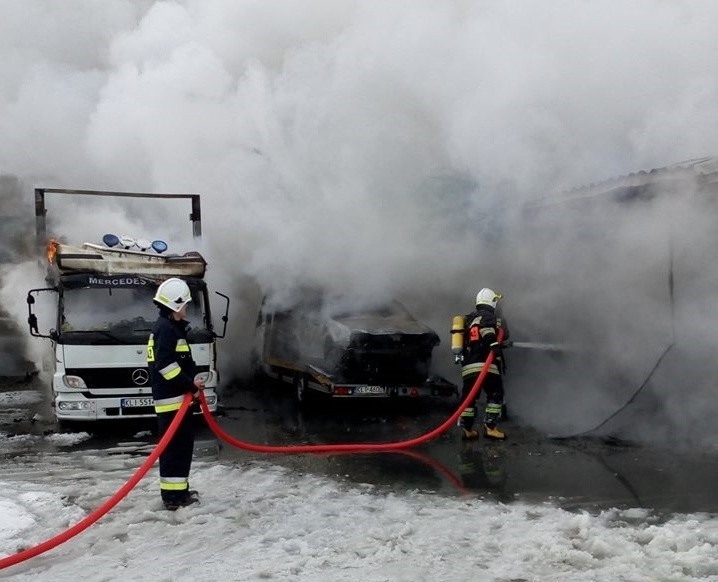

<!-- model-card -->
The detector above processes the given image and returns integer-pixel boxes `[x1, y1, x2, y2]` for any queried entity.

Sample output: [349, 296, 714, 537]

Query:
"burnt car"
[251, 290, 456, 402]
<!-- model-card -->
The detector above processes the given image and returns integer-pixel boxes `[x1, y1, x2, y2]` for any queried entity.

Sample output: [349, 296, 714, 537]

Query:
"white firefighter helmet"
[153, 278, 192, 312]
[475, 287, 502, 309]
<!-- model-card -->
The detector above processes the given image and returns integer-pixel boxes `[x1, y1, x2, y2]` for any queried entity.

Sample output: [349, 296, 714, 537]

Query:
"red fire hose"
[0, 331, 501, 571]
[0, 393, 193, 572]
[199, 355, 494, 451]
[198, 330, 503, 453]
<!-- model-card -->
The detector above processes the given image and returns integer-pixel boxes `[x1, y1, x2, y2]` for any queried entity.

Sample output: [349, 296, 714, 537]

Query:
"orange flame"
[46, 239, 58, 264]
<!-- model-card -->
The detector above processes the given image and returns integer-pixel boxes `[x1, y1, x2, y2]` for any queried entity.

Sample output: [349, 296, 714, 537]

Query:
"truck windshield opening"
[60, 285, 206, 343]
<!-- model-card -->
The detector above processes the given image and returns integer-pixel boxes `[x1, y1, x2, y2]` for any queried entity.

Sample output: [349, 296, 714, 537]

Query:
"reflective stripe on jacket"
[147, 311, 197, 404]
[153, 395, 185, 414]
[460, 306, 508, 376]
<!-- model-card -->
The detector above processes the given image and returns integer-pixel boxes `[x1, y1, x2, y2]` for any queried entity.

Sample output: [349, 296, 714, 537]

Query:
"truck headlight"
[57, 401, 93, 410]
[62, 375, 87, 389]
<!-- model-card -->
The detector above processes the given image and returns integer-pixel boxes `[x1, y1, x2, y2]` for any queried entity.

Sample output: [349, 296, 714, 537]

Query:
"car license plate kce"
[354, 386, 387, 395]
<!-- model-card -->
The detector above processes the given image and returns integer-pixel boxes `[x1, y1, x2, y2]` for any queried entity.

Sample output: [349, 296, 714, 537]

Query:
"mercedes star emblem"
[131, 368, 150, 386]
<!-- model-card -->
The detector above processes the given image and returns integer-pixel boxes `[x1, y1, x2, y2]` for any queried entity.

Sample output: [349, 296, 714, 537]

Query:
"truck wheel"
[56, 419, 82, 432]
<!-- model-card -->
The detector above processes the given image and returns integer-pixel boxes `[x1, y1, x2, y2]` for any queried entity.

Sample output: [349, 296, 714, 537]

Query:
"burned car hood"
[256, 293, 442, 384]
[330, 313, 438, 337]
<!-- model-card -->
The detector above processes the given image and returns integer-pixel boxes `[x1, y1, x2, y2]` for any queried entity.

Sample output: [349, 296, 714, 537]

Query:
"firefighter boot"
[458, 407, 479, 440]
[163, 490, 199, 511]
[483, 424, 506, 440]
[461, 427, 480, 440]
[484, 402, 506, 440]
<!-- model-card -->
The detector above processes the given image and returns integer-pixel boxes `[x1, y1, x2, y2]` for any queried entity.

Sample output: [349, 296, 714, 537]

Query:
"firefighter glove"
[192, 378, 205, 401]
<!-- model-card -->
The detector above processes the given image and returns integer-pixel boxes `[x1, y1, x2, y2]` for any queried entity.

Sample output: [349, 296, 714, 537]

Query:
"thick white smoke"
[2, 0, 718, 444]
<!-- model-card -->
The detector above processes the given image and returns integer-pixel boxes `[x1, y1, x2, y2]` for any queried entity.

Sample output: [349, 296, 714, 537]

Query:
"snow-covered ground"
[0, 391, 42, 407]
[1, 432, 718, 582]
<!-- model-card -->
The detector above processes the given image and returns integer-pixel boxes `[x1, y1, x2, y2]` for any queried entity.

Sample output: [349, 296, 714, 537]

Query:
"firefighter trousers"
[156, 409, 195, 502]
[459, 372, 505, 429]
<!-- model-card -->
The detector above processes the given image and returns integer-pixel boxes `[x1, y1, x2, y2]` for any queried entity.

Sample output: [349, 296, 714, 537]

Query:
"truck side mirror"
[28, 313, 38, 334]
[26, 287, 59, 339]
[213, 291, 230, 339]
[26, 294, 38, 333]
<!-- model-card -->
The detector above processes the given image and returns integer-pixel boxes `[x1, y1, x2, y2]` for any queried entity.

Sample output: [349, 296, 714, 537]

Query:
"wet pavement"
[2, 375, 718, 517]
[217, 381, 718, 515]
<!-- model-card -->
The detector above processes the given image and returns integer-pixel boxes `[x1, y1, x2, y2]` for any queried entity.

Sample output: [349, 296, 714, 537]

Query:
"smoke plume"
[2, 0, 718, 445]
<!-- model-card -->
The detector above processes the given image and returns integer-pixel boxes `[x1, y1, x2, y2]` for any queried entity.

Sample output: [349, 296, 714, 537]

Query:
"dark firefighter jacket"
[460, 305, 510, 377]
[147, 310, 197, 413]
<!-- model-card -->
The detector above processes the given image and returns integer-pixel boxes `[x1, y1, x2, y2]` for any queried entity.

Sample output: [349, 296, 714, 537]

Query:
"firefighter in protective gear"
[455, 287, 510, 441]
[147, 277, 204, 510]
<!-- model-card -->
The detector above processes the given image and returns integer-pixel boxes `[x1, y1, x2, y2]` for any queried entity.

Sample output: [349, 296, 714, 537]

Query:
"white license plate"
[121, 397, 154, 408]
[354, 386, 387, 395]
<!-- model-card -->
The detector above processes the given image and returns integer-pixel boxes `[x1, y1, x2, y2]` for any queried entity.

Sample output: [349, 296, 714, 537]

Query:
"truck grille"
[65, 366, 209, 389]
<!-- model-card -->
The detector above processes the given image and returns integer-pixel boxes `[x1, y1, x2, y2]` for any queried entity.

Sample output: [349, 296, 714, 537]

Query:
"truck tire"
[56, 419, 84, 432]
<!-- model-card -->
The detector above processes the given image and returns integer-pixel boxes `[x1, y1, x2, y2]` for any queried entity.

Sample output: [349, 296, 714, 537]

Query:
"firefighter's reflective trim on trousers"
[175, 339, 190, 353]
[459, 407, 476, 420]
[147, 334, 155, 362]
[160, 476, 189, 491]
[159, 362, 182, 381]
[485, 403, 503, 416]
[154, 395, 184, 413]
[462, 362, 500, 376]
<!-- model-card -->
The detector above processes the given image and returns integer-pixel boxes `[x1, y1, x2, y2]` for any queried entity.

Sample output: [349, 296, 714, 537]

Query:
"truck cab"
[26, 188, 229, 424]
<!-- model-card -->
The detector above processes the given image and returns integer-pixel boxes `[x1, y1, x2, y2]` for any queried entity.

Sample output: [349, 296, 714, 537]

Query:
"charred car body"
[252, 290, 457, 402]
